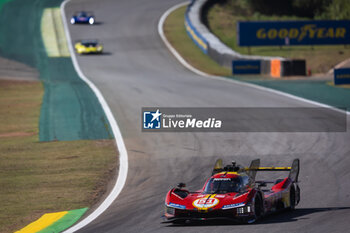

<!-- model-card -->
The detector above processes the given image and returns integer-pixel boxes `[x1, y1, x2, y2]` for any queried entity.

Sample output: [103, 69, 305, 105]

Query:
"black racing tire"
[289, 185, 296, 210]
[246, 193, 263, 224]
[254, 193, 263, 219]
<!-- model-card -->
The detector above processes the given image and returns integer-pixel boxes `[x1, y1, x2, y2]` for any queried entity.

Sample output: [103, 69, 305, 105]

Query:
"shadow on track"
[72, 22, 104, 25]
[164, 207, 350, 227]
[77, 52, 112, 56]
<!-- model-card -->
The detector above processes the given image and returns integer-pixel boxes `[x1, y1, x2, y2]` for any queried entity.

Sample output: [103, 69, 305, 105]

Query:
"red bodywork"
[164, 169, 299, 223]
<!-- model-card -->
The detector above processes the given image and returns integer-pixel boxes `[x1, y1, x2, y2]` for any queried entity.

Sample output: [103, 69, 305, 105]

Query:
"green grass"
[0, 80, 118, 233]
[0, 0, 11, 11]
[207, 3, 350, 73]
[164, 5, 231, 76]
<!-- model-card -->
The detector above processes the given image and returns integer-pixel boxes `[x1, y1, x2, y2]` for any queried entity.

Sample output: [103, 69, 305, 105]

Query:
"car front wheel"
[246, 194, 263, 224]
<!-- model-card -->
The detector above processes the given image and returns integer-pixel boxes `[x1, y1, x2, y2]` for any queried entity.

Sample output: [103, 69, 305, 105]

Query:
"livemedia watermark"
[142, 107, 347, 132]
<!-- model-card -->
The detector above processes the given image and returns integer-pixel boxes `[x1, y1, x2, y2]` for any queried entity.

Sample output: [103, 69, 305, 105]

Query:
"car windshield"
[82, 42, 98, 47]
[204, 177, 242, 194]
[78, 12, 87, 17]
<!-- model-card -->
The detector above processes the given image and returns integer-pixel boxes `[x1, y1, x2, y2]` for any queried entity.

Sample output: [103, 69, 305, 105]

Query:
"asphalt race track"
[64, 0, 350, 232]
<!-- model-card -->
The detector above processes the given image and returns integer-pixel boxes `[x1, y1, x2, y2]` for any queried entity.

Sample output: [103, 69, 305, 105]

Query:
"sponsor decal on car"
[168, 202, 186, 209]
[215, 194, 226, 198]
[193, 197, 219, 209]
[222, 202, 245, 210]
[213, 178, 231, 181]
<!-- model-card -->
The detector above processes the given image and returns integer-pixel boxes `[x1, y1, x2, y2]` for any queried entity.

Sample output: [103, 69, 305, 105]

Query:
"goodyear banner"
[232, 60, 260, 74]
[334, 68, 350, 85]
[238, 20, 350, 46]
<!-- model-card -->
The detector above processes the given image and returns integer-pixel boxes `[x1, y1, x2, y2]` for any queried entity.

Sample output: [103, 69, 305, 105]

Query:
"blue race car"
[70, 11, 95, 25]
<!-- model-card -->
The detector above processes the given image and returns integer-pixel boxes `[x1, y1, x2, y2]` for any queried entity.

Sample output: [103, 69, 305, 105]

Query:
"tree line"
[221, 0, 350, 20]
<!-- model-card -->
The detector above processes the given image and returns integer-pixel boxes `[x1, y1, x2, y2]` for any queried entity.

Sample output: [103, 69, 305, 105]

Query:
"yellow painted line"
[15, 211, 68, 233]
[41, 8, 70, 57]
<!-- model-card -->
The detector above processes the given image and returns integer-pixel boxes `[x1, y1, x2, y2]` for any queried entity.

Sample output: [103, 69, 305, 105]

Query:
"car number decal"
[193, 197, 219, 208]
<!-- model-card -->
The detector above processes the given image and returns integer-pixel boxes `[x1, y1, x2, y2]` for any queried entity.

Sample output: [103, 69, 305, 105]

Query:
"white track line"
[61, 1, 128, 232]
[158, 2, 350, 115]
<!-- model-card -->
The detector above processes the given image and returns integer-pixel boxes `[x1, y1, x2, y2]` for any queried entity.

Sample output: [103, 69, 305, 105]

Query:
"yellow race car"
[74, 40, 103, 54]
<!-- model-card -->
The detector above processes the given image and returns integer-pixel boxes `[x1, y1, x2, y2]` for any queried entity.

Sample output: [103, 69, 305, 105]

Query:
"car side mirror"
[177, 182, 186, 188]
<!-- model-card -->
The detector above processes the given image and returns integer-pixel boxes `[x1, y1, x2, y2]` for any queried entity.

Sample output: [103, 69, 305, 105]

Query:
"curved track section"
[61, 1, 128, 231]
[64, 0, 350, 232]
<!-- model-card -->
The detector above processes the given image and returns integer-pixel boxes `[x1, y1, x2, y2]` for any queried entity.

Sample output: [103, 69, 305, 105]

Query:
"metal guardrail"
[185, 0, 288, 76]
[184, 1, 208, 53]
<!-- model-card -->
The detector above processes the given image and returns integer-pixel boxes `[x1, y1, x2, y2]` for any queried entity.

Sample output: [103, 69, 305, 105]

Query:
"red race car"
[164, 158, 300, 224]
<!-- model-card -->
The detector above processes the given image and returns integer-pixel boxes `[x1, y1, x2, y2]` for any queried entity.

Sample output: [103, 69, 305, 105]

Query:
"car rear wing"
[211, 158, 300, 182]
[212, 159, 224, 175]
[246, 159, 260, 181]
[288, 159, 300, 182]
[245, 159, 300, 182]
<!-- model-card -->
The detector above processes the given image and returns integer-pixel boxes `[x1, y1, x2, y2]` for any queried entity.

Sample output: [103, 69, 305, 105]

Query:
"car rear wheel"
[289, 186, 296, 210]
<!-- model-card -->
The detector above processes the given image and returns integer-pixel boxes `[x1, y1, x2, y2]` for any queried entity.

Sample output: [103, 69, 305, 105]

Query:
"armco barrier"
[282, 60, 306, 76]
[185, 0, 306, 77]
[185, 1, 208, 53]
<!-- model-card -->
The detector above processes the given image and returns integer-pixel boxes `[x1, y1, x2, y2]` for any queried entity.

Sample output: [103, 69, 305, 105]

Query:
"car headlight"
[237, 205, 252, 214]
[247, 205, 251, 212]
[89, 17, 95, 25]
[166, 206, 175, 215]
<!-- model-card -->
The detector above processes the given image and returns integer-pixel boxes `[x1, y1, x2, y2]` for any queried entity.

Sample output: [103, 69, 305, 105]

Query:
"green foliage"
[292, 0, 331, 18]
[242, 0, 350, 19]
[316, 0, 350, 19]
[246, 0, 293, 16]
[224, 0, 251, 16]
